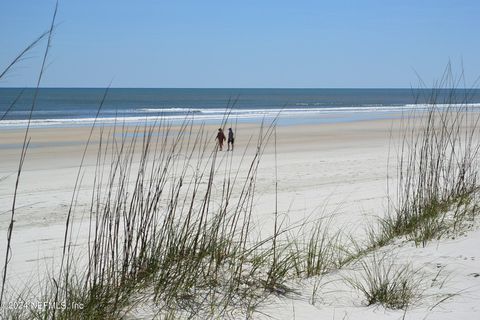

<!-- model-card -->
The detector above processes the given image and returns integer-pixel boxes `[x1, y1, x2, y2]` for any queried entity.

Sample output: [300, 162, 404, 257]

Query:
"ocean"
[1, 88, 480, 128]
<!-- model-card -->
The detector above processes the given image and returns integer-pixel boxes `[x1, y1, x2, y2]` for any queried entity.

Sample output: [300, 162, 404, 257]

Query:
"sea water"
[1, 88, 479, 128]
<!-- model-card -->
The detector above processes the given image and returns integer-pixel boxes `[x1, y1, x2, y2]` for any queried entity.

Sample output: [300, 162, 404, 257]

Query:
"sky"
[0, 0, 479, 88]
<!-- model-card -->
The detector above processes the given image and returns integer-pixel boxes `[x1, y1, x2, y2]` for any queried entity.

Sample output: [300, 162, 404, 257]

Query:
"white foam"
[137, 107, 203, 113]
[2, 103, 480, 128]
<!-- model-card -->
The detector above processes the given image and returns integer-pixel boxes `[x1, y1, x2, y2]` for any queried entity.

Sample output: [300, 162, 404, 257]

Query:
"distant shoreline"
[2, 87, 480, 128]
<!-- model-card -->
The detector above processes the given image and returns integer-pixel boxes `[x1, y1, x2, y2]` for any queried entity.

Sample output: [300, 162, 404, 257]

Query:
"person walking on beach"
[216, 128, 226, 151]
[227, 128, 234, 151]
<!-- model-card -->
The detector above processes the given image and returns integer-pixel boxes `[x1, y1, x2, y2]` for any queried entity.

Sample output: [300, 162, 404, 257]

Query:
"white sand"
[0, 118, 479, 319]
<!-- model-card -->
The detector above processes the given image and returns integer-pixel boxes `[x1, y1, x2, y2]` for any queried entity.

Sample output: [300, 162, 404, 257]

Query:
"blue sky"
[0, 0, 478, 88]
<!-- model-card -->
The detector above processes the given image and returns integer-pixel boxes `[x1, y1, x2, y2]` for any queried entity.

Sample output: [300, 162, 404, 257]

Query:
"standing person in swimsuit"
[227, 128, 234, 151]
[216, 128, 226, 151]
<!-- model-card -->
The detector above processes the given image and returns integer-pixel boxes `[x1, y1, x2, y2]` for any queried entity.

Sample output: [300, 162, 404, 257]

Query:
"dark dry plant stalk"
[33, 106, 288, 319]
[0, 88, 25, 121]
[0, 1, 58, 308]
[4, 28, 479, 318]
[0, 32, 50, 81]
[53, 85, 111, 319]
[265, 126, 282, 291]
[381, 68, 480, 247]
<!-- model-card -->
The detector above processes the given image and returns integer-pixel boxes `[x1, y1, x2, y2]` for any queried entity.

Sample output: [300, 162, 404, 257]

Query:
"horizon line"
[1, 86, 478, 90]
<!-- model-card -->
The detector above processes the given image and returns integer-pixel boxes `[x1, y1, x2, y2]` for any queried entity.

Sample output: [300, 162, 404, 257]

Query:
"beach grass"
[378, 73, 480, 248]
[1, 8, 480, 317]
[0, 2, 58, 310]
[1, 90, 479, 318]
[345, 253, 424, 310]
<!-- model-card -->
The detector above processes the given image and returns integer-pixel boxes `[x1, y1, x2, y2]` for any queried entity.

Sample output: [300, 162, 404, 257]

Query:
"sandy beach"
[2, 0, 479, 318]
[1, 116, 479, 319]
[0, 118, 395, 232]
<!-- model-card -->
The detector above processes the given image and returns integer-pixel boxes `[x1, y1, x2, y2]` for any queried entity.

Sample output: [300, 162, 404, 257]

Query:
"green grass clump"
[381, 75, 480, 247]
[346, 253, 423, 310]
